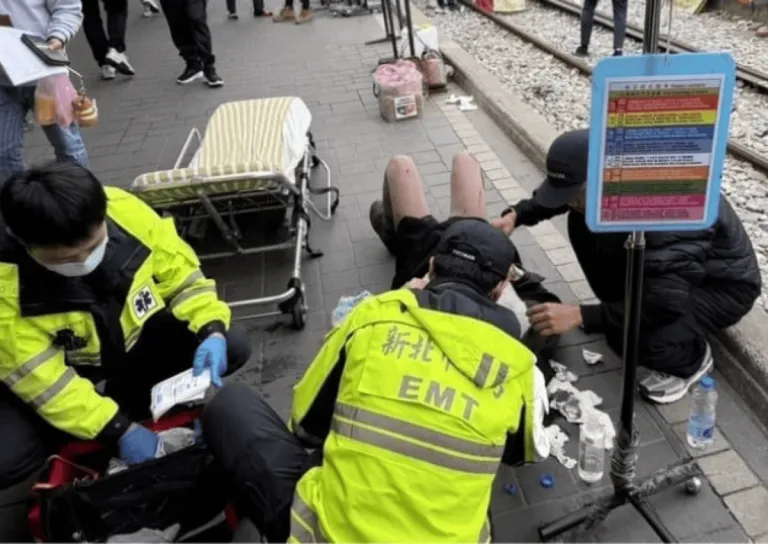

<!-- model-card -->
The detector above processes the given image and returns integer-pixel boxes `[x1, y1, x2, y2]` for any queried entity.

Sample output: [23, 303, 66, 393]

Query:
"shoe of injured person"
[369, 200, 397, 256]
[295, 8, 313, 23]
[273, 7, 295, 21]
[639, 342, 714, 404]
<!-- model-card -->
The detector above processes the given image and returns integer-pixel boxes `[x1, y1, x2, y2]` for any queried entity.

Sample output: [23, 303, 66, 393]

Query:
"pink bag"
[34, 74, 78, 127]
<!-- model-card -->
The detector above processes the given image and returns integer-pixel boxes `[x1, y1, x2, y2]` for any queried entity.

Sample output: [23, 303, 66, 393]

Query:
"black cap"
[435, 218, 518, 280]
[533, 129, 589, 209]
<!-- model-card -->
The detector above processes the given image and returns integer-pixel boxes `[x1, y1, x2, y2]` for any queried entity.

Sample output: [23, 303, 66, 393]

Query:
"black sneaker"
[613, 49, 623, 56]
[228, 12, 239, 19]
[204, 67, 224, 88]
[176, 64, 203, 84]
[574, 45, 589, 57]
[369, 200, 398, 255]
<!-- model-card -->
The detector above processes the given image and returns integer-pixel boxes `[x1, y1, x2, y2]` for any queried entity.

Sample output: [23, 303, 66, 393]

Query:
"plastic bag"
[34, 74, 77, 127]
[331, 291, 372, 326]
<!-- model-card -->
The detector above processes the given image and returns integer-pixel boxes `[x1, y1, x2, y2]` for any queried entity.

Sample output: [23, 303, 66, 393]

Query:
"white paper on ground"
[0, 27, 68, 86]
[582, 348, 604, 365]
[150, 368, 211, 421]
[546, 424, 577, 469]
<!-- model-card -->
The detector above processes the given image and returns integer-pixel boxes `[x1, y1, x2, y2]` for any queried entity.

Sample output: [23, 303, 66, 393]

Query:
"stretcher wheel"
[290, 293, 307, 330]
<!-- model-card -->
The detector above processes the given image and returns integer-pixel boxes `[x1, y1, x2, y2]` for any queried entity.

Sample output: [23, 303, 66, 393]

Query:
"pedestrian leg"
[449, 151, 487, 218]
[185, 0, 222, 86]
[30, 87, 89, 170]
[81, 0, 110, 68]
[159, 0, 203, 82]
[102, 0, 135, 75]
[610, 0, 628, 54]
[0, 86, 28, 182]
[578, 0, 599, 55]
[226, 0, 238, 17]
[203, 383, 311, 542]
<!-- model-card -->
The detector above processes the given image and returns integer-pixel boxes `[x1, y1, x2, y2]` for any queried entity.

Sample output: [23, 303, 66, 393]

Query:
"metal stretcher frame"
[132, 126, 339, 330]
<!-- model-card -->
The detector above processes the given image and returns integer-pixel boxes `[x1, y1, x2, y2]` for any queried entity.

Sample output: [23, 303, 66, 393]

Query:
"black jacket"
[512, 194, 761, 372]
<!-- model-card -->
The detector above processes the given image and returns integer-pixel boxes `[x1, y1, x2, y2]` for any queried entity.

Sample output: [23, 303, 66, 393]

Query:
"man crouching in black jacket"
[492, 129, 762, 404]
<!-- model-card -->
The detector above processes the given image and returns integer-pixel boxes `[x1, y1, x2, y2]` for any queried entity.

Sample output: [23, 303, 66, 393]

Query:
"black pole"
[402, 0, 417, 57]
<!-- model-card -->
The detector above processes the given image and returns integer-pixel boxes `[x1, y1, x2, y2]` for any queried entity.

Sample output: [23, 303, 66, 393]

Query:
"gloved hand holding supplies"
[119, 424, 160, 465]
[192, 333, 227, 387]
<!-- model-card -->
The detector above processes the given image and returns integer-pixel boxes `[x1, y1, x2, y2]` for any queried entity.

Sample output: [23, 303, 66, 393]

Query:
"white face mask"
[37, 235, 108, 277]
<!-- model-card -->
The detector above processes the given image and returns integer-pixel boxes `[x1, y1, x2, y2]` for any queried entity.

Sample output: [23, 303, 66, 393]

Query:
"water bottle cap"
[700, 376, 715, 390]
[539, 473, 555, 488]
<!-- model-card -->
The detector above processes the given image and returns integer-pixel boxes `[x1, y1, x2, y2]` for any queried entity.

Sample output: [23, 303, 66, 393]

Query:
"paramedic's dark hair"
[0, 162, 107, 248]
[433, 253, 503, 295]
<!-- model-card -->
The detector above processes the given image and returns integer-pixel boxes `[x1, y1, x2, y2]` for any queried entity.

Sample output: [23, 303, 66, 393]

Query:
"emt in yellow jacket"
[203, 219, 538, 542]
[0, 163, 250, 489]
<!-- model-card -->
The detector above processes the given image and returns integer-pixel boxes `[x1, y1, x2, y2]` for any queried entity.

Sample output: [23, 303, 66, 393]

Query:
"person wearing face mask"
[491, 129, 761, 404]
[0, 162, 252, 494]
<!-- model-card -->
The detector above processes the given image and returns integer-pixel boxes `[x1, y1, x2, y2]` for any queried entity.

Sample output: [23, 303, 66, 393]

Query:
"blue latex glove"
[193, 333, 227, 387]
[119, 424, 160, 465]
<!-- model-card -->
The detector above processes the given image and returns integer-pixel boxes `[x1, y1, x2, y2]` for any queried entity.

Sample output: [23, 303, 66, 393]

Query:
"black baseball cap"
[533, 129, 589, 209]
[435, 218, 518, 280]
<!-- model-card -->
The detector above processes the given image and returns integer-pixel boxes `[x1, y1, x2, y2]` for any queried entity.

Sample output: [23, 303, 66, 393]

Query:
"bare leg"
[449, 151, 486, 218]
[383, 155, 431, 228]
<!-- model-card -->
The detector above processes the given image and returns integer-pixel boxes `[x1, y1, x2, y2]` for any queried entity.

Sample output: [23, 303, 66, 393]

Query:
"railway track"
[458, 0, 768, 174]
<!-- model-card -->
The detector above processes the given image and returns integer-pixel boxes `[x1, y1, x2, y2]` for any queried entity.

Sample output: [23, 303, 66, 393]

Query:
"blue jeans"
[0, 85, 88, 183]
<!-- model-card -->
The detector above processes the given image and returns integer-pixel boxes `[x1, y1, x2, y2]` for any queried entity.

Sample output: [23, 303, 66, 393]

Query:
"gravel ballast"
[423, 6, 768, 311]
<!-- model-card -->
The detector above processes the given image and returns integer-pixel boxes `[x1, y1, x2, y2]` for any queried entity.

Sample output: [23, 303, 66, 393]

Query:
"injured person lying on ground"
[0, 163, 252, 494]
[203, 218, 550, 542]
[493, 128, 762, 404]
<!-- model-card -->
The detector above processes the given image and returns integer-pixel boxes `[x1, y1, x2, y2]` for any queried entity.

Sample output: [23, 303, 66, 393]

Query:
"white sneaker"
[639, 342, 714, 404]
[105, 48, 136, 76]
[142, 5, 153, 17]
[101, 64, 117, 80]
[142, 0, 160, 14]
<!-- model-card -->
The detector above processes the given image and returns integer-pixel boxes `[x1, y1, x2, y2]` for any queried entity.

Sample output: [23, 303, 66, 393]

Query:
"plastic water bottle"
[687, 376, 717, 449]
[578, 412, 605, 483]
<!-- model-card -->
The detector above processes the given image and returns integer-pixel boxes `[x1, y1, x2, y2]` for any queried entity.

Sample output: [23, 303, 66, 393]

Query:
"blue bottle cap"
[540, 473, 554, 488]
[700, 376, 715, 390]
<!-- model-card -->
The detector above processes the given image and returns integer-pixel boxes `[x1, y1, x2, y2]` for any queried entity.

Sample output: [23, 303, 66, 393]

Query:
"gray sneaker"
[639, 342, 714, 404]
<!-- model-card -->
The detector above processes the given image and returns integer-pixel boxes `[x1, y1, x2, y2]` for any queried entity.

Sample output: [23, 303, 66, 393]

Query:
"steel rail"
[535, 0, 768, 93]
[458, 0, 768, 174]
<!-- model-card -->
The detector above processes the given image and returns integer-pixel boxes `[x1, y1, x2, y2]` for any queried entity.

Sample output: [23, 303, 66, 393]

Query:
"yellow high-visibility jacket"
[288, 286, 536, 542]
[0, 187, 230, 440]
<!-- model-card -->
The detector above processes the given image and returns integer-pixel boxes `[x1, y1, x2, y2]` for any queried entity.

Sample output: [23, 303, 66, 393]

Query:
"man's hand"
[527, 303, 583, 336]
[405, 277, 429, 290]
[193, 333, 228, 387]
[491, 210, 517, 236]
[47, 38, 64, 50]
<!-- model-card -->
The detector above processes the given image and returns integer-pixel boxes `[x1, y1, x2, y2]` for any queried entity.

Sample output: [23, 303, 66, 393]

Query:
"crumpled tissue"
[547, 359, 616, 453]
[445, 94, 477, 111]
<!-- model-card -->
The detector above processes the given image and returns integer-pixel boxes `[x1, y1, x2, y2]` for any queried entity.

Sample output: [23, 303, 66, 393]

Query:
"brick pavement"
[6, 2, 768, 541]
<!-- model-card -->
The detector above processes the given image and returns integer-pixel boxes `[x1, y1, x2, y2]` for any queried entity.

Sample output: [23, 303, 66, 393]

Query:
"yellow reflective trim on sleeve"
[30, 367, 77, 408]
[335, 403, 504, 458]
[290, 494, 328, 543]
[125, 328, 142, 351]
[3, 346, 59, 387]
[490, 363, 509, 388]
[167, 270, 205, 302]
[66, 353, 101, 366]
[169, 284, 217, 311]
[332, 418, 500, 474]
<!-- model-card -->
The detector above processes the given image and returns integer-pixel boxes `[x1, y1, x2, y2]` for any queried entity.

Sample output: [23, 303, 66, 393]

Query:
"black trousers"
[82, 0, 129, 65]
[158, 0, 215, 67]
[580, 0, 627, 50]
[203, 383, 313, 542]
[0, 311, 251, 490]
[226, 0, 267, 13]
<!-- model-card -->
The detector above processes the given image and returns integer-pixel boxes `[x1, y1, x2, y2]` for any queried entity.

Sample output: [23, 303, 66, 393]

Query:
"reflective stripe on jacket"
[288, 288, 536, 542]
[0, 187, 230, 439]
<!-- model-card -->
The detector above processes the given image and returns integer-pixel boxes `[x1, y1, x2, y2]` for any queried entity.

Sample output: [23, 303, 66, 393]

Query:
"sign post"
[538, 0, 735, 540]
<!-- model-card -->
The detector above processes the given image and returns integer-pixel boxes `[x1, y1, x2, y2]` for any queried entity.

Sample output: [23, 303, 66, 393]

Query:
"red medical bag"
[27, 408, 238, 542]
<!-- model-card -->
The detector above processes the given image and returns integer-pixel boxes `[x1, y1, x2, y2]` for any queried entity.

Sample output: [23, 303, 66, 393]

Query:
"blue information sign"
[586, 52, 736, 233]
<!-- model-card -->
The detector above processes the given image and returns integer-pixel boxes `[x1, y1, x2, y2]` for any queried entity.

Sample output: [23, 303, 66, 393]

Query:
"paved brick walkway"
[6, 1, 768, 541]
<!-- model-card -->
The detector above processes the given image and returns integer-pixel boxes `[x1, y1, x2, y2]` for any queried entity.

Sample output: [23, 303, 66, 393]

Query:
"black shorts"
[391, 215, 464, 290]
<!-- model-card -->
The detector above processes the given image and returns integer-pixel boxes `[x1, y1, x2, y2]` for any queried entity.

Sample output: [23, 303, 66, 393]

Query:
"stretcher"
[130, 97, 339, 330]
